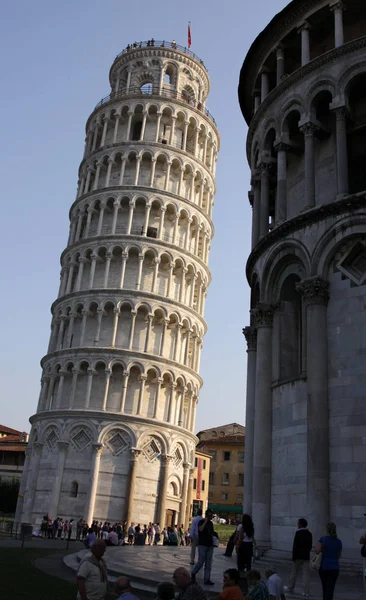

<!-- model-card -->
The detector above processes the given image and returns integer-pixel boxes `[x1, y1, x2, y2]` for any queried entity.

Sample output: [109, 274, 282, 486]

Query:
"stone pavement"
[63, 544, 366, 599]
[0, 538, 364, 599]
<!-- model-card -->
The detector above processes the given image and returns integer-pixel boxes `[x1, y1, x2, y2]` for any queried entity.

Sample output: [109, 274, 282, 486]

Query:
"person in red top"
[213, 569, 244, 600]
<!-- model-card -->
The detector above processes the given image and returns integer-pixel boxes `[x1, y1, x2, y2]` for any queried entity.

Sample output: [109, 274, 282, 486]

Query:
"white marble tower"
[16, 39, 219, 528]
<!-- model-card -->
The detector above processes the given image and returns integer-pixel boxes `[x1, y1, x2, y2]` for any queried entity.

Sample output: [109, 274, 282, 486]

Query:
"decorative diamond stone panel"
[142, 438, 161, 462]
[45, 429, 58, 451]
[105, 431, 129, 456]
[173, 447, 183, 467]
[336, 241, 366, 285]
[71, 428, 91, 452]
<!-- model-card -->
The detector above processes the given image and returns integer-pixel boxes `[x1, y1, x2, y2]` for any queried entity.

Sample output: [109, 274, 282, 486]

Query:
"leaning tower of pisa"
[16, 40, 219, 528]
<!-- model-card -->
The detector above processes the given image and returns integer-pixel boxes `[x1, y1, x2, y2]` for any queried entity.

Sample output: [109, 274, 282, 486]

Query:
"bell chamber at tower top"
[77, 40, 219, 191]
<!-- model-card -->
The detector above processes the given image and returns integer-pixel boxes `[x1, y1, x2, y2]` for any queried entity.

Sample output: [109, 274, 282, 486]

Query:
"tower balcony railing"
[94, 87, 216, 126]
[114, 40, 207, 69]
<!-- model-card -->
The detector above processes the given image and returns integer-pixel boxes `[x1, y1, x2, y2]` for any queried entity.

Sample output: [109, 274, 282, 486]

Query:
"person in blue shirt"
[315, 522, 342, 600]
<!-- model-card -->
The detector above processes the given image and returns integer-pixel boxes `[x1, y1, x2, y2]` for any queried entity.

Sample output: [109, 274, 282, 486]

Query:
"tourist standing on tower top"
[236, 514, 255, 573]
[315, 523, 342, 600]
[285, 518, 312, 597]
[191, 509, 215, 585]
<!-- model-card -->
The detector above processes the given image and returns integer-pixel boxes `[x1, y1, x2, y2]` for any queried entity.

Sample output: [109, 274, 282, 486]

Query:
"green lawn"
[214, 523, 236, 543]
[0, 548, 115, 600]
[0, 548, 76, 599]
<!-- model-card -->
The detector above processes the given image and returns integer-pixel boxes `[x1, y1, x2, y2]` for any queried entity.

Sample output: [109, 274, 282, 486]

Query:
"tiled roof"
[197, 434, 245, 446]
[0, 444, 26, 452]
[0, 424, 22, 436]
[0, 434, 21, 443]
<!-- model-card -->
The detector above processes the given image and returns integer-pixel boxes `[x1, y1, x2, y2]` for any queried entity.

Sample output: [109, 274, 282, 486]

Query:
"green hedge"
[0, 477, 20, 514]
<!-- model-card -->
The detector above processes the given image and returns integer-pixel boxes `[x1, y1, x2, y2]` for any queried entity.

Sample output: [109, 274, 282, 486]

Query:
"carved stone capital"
[251, 303, 274, 328]
[162, 454, 173, 467]
[130, 448, 141, 460]
[274, 141, 291, 153]
[243, 326, 257, 351]
[296, 276, 329, 305]
[330, 1, 345, 12]
[57, 441, 69, 453]
[333, 106, 349, 121]
[300, 121, 318, 137]
[92, 443, 104, 456]
[33, 442, 44, 454]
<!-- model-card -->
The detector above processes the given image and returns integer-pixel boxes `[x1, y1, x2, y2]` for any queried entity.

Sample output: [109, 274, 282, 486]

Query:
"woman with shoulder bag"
[315, 522, 342, 600]
[236, 514, 255, 572]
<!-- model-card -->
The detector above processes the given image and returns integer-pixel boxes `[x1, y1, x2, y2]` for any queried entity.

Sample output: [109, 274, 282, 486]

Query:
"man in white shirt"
[76, 539, 108, 600]
[107, 528, 119, 546]
[189, 509, 203, 565]
[265, 568, 286, 600]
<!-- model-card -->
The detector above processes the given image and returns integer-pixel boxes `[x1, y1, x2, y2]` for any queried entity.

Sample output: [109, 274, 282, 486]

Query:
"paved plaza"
[0, 538, 364, 598]
[64, 543, 365, 599]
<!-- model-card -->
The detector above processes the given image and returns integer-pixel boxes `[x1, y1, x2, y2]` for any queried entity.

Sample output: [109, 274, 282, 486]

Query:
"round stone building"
[240, 0, 366, 557]
[16, 40, 219, 529]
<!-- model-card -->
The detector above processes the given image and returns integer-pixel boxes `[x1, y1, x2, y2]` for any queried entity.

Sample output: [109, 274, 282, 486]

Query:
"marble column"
[276, 46, 285, 85]
[125, 449, 141, 523]
[251, 175, 261, 248]
[179, 462, 190, 526]
[259, 163, 270, 238]
[296, 276, 330, 540]
[251, 304, 274, 545]
[157, 455, 173, 526]
[185, 468, 195, 525]
[84, 443, 104, 525]
[120, 372, 129, 412]
[330, 1, 345, 47]
[113, 114, 121, 143]
[333, 107, 349, 197]
[22, 442, 43, 523]
[48, 441, 69, 518]
[260, 69, 269, 102]
[14, 447, 32, 526]
[242, 326, 258, 515]
[300, 122, 317, 209]
[299, 22, 311, 66]
[274, 142, 290, 224]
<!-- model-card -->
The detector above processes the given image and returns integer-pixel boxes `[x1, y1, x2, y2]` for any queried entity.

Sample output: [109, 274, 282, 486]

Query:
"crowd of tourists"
[46, 507, 358, 600]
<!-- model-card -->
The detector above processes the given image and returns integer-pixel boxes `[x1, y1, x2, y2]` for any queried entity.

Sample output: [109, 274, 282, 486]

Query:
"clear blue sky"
[0, 0, 288, 433]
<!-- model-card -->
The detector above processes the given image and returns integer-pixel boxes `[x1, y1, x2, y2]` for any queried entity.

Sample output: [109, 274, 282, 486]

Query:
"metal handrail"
[114, 40, 207, 69]
[94, 86, 216, 125]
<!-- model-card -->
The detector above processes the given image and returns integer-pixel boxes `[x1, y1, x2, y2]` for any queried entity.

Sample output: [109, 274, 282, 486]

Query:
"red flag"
[188, 22, 192, 48]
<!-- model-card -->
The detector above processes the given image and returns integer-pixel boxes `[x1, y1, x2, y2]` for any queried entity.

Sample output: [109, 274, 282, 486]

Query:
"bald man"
[173, 567, 207, 600]
[115, 576, 140, 600]
[76, 539, 108, 600]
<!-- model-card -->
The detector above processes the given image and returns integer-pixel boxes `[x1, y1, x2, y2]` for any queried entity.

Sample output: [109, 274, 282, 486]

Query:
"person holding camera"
[191, 509, 215, 585]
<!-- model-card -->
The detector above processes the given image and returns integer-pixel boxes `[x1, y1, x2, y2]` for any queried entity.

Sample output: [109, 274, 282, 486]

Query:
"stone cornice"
[29, 409, 199, 445]
[86, 90, 218, 140]
[61, 232, 212, 283]
[246, 36, 366, 162]
[69, 186, 215, 235]
[51, 288, 208, 334]
[246, 191, 366, 284]
[79, 140, 217, 189]
[40, 346, 204, 387]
